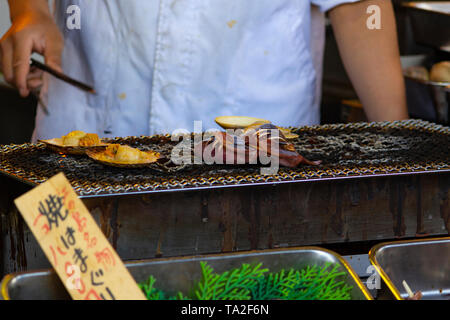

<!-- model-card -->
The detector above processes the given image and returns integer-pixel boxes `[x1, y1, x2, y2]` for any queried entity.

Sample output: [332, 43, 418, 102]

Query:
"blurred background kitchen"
[0, 0, 449, 145]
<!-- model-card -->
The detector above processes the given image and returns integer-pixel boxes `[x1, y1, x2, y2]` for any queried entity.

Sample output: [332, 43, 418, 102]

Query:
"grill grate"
[0, 120, 449, 197]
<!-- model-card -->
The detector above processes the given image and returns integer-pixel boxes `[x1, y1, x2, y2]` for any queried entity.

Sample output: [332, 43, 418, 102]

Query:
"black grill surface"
[0, 120, 449, 197]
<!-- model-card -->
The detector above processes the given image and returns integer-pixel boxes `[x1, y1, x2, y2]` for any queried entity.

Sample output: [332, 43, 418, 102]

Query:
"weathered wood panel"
[1, 173, 449, 277]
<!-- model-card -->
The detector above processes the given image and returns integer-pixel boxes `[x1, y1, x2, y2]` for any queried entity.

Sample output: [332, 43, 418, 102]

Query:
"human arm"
[328, 0, 408, 121]
[0, 0, 63, 97]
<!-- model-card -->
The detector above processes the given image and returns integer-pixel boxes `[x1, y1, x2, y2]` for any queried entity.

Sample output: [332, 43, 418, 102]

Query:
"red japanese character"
[84, 232, 97, 249]
[72, 211, 87, 232]
[49, 245, 58, 266]
[94, 248, 116, 271]
[84, 289, 102, 300]
[42, 223, 50, 234]
[57, 246, 67, 256]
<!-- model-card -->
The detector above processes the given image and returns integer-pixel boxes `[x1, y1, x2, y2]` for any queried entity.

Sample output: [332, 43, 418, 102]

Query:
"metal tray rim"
[404, 75, 450, 90]
[368, 236, 450, 300]
[1, 161, 449, 199]
[402, 2, 450, 16]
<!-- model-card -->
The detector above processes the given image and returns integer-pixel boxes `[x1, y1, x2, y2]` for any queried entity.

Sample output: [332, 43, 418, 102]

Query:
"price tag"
[14, 173, 146, 300]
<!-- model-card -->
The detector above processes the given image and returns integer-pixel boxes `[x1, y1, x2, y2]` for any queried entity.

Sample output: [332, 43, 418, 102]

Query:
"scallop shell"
[39, 138, 108, 155]
[86, 146, 160, 168]
[215, 116, 271, 129]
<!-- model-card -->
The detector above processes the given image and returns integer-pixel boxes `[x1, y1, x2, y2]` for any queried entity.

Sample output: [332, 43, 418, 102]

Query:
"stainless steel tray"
[404, 75, 449, 125]
[1, 247, 372, 300]
[369, 237, 450, 300]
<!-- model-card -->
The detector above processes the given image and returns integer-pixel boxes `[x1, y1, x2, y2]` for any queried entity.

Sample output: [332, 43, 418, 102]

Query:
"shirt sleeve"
[311, 0, 361, 13]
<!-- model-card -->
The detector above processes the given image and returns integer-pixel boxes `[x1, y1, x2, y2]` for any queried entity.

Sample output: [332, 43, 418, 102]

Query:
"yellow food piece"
[96, 144, 159, 164]
[278, 128, 299, 140]
[430, 61, 450, 83]
[65, 130, 86, 138]
[79, 133, 101, 147]
[62, 131, 87, 146]
[62, 137, 80, 146]
[102, 144, 119, 158]
[115, 145, 142, 162]
[215, 116, 271, 130]
[61, 130, 102, 146]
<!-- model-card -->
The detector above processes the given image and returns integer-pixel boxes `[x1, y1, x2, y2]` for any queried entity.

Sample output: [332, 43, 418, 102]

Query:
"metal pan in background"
[402, 2, 450, 52]
[369, 237, 450, 300]
[401, 2, 450, 124]
[1, 247, 373, 300]
[404, 75, 449, 125]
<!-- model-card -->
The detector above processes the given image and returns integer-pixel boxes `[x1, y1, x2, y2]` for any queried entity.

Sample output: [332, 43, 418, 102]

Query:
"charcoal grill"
[0, 120, 449, 277]
[0, 120, 449, 197]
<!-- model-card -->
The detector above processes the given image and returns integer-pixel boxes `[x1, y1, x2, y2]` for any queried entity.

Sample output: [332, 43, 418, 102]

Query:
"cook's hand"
[0, 10, 63, 97]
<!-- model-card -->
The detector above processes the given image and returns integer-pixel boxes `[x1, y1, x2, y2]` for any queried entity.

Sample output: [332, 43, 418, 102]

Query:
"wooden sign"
[14, 173, 146, 300]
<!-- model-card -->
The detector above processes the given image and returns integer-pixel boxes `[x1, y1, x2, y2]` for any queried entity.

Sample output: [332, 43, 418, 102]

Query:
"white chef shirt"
[33, 0, 359, 141]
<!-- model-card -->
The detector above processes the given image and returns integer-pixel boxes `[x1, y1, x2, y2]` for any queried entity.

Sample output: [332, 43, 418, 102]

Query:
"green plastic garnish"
[139, 262, 353, 300]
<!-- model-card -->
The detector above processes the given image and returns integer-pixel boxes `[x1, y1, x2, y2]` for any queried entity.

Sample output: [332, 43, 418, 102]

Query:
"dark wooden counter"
[1, 171, 448, 278]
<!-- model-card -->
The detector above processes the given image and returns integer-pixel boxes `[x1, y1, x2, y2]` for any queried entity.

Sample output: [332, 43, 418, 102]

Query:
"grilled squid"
[200, 122, 321, 168]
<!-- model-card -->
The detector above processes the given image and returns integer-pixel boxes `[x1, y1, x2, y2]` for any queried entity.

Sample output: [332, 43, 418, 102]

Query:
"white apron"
[33, 0, 359, 141]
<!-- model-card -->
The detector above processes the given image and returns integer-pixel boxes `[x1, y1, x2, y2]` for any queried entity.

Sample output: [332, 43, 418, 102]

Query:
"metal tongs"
[29, 58, 96, 115]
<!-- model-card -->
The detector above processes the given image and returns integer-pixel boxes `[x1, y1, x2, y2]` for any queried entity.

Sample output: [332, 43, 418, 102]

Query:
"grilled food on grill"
[201, 122, 320, 168]
[61, 130, 86, 145]
[79, 134, 102, 147]
[430, 61, 450, 83]
[86, 144, 160, 168]
[215, 116, 299, 140]
[61, 131, 102, 146]
[7, 120, 447, 196]
[39, 131, 107, 155]
[244, 121, 300, 140]
[404, 61, 450, 83]
[215, 116, 271, 129]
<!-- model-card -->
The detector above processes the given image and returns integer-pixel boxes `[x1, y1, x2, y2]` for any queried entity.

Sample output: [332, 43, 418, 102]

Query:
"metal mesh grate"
[0, 120, 449, 197]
